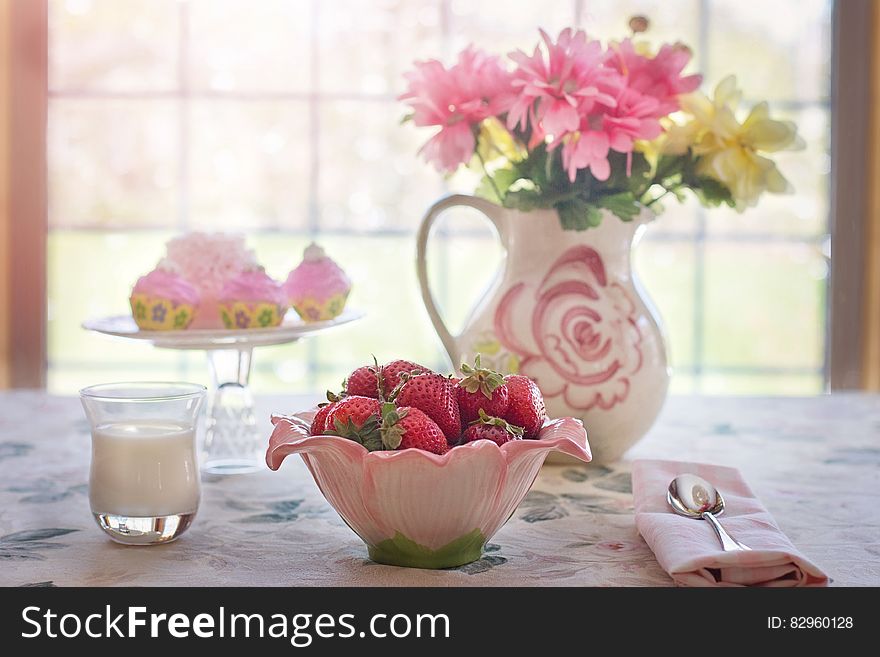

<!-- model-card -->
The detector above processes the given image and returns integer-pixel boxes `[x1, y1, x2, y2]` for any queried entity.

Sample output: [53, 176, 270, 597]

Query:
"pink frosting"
[285, 244, 351, 302]
[219, 269, 286, 305]
[165, 232, 258, 299]
[131, 268, 200, 305]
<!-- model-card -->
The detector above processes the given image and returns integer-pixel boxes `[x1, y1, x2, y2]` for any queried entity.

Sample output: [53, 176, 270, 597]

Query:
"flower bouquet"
[401, 24, 803, 230]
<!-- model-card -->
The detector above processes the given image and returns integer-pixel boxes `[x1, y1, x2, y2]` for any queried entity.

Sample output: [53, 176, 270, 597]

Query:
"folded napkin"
[632, 459, 828, 587]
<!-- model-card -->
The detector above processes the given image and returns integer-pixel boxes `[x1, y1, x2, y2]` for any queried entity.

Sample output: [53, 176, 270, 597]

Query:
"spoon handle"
[701, 511, 750, 552]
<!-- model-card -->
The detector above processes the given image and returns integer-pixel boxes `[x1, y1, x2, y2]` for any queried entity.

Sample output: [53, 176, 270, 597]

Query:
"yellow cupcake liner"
[219, 302, 285, 329]
[292, 292, 349, 323]
[130, 294, 196, 331]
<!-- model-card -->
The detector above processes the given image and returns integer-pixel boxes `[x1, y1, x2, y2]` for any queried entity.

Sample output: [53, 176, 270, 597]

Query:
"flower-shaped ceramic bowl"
[266, 411, 591, 569]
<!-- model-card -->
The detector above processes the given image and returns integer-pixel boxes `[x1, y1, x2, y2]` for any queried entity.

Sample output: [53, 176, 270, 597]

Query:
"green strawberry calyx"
[459, 354, 505, 400]
[379, 402, 410, 450]
[327, 412, 383, 452]
[470, 409, 524, 438]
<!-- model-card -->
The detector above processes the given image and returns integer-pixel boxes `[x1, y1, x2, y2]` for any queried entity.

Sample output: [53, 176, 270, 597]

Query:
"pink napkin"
[632, 459, 828, 587]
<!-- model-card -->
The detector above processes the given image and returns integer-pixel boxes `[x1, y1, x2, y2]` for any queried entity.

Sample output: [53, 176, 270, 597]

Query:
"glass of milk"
[80, 382, 206, 545]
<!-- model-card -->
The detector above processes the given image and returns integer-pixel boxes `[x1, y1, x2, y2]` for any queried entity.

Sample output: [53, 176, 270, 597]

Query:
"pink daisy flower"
[507, 28, 620, 139]
[603, 87, 664, 153]
[605, 39, 702, 116]
[399, 47, 513, 172]
[557, 129, 611, 182]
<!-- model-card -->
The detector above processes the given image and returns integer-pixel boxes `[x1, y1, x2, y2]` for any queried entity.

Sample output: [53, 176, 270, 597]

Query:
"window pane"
[449, 0, 574, 53]
[642, 196, 700, 237]
[317, 0, 442, 95]
[49, 0, 179, 91]
[668, 372, 697, 395]
[188, 0, 311, 93]
[189, 100, 311, 231]
[633, 239, 696, 369]
[706, 0, 832, 103]
[49, 99, 178, 229]
[319, 100, 443, 231]
[702, 243, 827, 370]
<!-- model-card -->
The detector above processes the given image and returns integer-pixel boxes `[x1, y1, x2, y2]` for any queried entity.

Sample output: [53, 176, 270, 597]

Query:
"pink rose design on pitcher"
[494, 245, 642, 410]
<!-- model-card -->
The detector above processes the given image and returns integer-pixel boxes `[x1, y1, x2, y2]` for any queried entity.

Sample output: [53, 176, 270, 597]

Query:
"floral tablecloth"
[1, 392, 877, 586]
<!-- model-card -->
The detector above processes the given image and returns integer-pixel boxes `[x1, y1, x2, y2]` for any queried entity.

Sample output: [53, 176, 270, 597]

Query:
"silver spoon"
[667, 473, 751, 552]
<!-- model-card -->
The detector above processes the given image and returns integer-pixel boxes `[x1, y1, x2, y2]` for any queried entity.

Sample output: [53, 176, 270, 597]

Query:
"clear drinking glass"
[80, 382, 206, 545]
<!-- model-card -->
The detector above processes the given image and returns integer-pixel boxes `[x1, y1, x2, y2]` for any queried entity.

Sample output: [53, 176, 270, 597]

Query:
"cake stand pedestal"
[203, 346, 260, 474]
[83, 309, 364, 475]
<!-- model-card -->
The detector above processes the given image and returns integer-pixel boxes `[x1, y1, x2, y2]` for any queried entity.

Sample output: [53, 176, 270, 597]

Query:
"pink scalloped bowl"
[266, 411, 591, 569]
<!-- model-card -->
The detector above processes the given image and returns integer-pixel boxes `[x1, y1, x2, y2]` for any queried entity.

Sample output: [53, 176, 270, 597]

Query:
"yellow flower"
[676, 75, 803, 209]
[475, 116, 527, 165]
[636, 115, 697, 169]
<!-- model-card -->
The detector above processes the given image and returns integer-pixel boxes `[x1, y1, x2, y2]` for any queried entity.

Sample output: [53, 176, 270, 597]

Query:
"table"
[1, 392, 877, 586]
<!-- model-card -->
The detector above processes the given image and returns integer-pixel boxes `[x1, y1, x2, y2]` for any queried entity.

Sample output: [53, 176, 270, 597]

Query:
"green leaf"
[361, 433, 385, 452]
[556, 198, 603, 231]
[692, 176, 736, 208]
[503, 188, 545, 212]
[475, 174, 503, 203]
[605, 151, 651, 191]
[491, 167, 521, 191]
[472, 408, 525, 437]
[597, 191, 641, 222]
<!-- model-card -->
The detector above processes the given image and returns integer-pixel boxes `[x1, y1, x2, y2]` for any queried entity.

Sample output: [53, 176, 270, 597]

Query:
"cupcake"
[164, 232, 258, 329]
[284, 243, 352, 322]
[130, 262, 200, 331]
[218, 268, 287, 329]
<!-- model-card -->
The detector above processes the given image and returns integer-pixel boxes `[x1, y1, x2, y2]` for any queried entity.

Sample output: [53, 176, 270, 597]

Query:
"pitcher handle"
[416, 194, 507, 366]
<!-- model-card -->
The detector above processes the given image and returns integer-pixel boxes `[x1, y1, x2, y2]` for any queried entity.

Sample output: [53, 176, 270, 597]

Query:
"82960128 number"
[780, 617, 853, 629]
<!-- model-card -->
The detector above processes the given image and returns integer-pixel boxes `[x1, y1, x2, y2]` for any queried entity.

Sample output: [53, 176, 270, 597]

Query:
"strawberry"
[379, 403, 448, 455]
[393, 373, 461, 442]
[310, 404, 334, 435]
[503, 374, 546, 439]
[325, 395, 382, 447]
[381, 359, 431, 394]
[456, 355, 509, 425]
[309, 390, 343, 435]
[344, 359, 382, 398]
[461, 409, 524, 446]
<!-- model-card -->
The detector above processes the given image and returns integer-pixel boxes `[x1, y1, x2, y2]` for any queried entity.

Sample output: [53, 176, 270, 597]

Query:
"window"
[47, 0, 832, 395]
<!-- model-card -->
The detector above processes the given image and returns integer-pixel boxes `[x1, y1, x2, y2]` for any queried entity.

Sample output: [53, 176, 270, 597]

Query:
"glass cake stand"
[83, 308, 364, 475]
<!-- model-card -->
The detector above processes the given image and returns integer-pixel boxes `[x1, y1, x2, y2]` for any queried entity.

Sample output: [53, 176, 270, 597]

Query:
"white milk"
[89, 421, 200, 517]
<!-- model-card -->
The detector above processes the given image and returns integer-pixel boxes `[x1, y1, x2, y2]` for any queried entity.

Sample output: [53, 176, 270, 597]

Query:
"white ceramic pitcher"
[416, 194, 670, 464]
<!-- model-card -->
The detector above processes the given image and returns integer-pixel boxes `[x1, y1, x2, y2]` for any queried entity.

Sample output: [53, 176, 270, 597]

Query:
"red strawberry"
[379, 403, 448, 455]
[344, 361, 381, 398]
[325, 395, 382, 446]
[461, 410, 524, 446]
[503, 374, 546, 439]
[456, 355, 509, 425]
[309, 403, 334, 435]
[393, 373, 461, 442]
[381, 359, 431, 394]
[309, 390, 343, 435]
